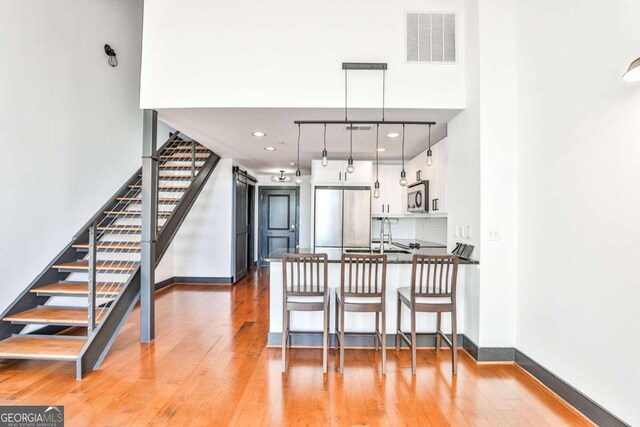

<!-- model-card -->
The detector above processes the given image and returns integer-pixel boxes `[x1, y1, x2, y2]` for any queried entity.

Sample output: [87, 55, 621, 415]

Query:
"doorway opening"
[258, 187, 300, 266]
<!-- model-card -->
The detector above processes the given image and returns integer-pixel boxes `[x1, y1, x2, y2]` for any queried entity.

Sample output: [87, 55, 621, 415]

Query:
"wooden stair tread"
[103, 210, 171, 217]
[0, 336, 86, 360]
[164, 146, 208, 152]
[73, 242, 140, 250]
[117, 197, 180, 203]
[31, 282, 122, 296]
[97, 225, 142, 232]
[159, 165, 203, 170]
[129, 184, 188, 190]
[3, 307, 106, 326]
[159, 153, 210, 159]
[53, 261, 138, 271]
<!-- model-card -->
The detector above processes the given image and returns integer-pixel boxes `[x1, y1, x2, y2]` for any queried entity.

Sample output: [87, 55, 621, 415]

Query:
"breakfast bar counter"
[264, 246, 479, 347]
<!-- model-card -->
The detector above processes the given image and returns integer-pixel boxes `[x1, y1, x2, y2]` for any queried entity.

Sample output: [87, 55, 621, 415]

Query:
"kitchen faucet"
[380, 217, 392, 254]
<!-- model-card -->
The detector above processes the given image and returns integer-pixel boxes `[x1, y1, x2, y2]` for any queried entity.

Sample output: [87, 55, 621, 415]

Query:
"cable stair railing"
[0, 132, 220, 378]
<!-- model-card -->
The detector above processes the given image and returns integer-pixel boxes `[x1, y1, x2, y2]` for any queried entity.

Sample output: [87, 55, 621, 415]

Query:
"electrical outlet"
[488, 226, 500, 241]
[465, 226, 471, 239]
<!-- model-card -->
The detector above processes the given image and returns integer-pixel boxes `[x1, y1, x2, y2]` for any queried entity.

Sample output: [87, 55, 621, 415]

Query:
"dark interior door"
[234, 173, 250, 281]
[259, 187, 298, 265]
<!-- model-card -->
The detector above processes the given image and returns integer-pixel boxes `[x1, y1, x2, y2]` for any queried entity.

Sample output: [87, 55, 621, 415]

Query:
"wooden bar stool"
[281, 253, 329, 373]
[335, 253, 387, 374]
[396, 255, 459, 375]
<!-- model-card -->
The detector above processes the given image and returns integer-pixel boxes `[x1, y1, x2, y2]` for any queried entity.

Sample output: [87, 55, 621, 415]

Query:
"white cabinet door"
[312, 160, 346, 184]
[343, 161, 372, 186]
[383, 165, 404, 215]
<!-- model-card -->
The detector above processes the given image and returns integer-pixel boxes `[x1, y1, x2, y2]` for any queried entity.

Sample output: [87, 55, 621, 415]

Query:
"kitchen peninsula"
[265, 241, 479, 347]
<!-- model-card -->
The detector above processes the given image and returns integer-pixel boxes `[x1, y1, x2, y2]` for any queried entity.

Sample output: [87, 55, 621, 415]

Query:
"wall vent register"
[406, 13, 456, 63]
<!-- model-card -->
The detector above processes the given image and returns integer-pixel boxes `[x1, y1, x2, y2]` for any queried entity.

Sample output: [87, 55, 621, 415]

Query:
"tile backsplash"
[372, 217, 448, 245]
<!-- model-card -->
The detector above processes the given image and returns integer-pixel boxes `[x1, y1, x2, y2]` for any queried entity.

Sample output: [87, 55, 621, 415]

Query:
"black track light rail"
[293, 120, 436, 126]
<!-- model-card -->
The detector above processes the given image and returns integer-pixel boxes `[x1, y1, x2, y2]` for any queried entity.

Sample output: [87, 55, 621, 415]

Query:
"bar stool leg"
[381, 304, 387, 374]
[395, 294, 401, 351]
[451, 310, 458, 375]
[339, 302, 345, 374]
[323, 298, 329, 374]
[436, 312, 442, 351]
[375, 312, 380, 351]
[287, 310, 292, 349]
[411, 309, 417, 375]
[282, 307, 288, 373]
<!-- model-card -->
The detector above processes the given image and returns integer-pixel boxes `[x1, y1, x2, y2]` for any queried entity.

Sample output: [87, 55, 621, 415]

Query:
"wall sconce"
[623, 57, 640, 81]
[104, 44, 118, 67]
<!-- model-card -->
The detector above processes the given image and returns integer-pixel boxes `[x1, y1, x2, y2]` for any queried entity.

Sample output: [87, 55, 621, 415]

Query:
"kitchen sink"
[345, 248, 411, 254]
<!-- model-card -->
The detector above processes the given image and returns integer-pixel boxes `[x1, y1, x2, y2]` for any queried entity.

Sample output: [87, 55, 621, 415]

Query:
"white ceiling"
[158, 108, 462, 175]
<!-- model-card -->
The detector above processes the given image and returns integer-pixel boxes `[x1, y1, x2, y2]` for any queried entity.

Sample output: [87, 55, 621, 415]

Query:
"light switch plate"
[488, 226, 500, 241]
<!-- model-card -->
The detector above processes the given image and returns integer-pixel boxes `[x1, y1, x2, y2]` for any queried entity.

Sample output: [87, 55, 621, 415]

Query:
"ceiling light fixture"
[264, 146, 276, 151]
[321, 124, 328, 167]
[399, 124, 408, 187]
[374, 124, 381, 199]
[426, 124, 433, 167]
[623, 58, 640, 81]
[289, 161, 296, 166]
[346, 125, 355, 173]
[376, 147, 386, 152]
[294, 124, 303, 184]
[252, 131, 267, 137]
[271, 170, 291, 183]
[387, 132, 400, 138]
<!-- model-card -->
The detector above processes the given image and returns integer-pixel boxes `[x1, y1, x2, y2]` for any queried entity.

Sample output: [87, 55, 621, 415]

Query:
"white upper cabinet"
[372, 164, 404, 216]
[311, 160, 372, 186]
[402, 139, 448, 215]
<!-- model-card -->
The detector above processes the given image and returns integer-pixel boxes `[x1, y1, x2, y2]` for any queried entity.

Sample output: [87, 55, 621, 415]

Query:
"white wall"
[515, 0, 640, 424]
[171, 159, 235, 279]
[0, 0, 143, 313]
[445, 0, 481, 344]
[140, 0, 466, 110]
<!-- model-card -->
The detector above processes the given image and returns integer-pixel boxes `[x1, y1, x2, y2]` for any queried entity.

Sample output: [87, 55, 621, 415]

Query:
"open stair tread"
[53, 261, 138, 271]
[31, 282, 123, 296]
[117, 197, 180, 203]
[3, 307, 106, 326]
[159, 153, 210, 159]
[0, 336, 86, 360]
[73, 242, 140, 250]
[103, 210, 171, 217]
[129, 184, 189, 190]
[159, 165, 203, 170]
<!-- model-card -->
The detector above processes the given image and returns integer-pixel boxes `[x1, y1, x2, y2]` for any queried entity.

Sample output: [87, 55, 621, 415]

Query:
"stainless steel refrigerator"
[314, 186, 371, 256]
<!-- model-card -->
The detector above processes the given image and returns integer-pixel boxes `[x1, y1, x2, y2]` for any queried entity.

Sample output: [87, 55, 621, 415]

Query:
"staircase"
[0, 132, 220, 378]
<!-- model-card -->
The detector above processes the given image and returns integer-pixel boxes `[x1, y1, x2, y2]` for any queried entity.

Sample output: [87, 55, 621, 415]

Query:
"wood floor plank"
[0, 269, 593, 426]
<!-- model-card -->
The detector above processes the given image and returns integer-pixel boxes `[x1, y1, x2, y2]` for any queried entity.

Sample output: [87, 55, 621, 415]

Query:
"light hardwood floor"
[0, 268, 592, 426]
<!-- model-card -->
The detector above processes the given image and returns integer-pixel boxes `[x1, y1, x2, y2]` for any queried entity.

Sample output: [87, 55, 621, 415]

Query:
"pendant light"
[399, 124, 408, 186]
[294, 124, 303, 184]
[321, 124, 328, 167]
[426, 124, 433, 167]
[346, 124, 355, 173]
[373, 124, 381, 198]
[623, 57, 640, 81]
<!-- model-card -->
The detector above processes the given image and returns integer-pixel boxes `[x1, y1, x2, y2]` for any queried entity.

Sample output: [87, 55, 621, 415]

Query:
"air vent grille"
[406, 13, 456, 63]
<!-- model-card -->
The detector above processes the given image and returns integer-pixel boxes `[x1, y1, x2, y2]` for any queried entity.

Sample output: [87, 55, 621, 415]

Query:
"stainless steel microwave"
[407, 181, 429, 213]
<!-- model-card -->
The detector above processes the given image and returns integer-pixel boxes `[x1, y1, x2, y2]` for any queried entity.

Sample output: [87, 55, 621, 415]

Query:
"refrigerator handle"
[339, 171, 342, 181]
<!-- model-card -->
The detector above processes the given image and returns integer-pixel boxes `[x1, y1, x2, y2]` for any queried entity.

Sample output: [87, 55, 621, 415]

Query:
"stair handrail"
[72, 132, 182, 240]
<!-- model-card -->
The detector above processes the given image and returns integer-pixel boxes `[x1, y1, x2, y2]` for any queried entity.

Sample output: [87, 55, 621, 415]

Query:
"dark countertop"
[263, 245, 479, 265]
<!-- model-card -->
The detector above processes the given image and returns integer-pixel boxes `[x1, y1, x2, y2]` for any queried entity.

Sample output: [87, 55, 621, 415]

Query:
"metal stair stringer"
[75, 149, 221, 379]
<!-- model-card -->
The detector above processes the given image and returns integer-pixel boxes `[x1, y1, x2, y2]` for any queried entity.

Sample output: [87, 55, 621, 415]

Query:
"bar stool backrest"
[411, 255, 459, 300]
[341, 253, 387, 297]
[282, 253, 328, 297]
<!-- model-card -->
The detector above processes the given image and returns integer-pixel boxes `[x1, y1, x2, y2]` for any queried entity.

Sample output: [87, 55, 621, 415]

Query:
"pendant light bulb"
[294, 169, 303, 185]
[399, 170, 408, 187]
[321, 124, 329, 166]
[346, 158, 355, 174]
[373, 181, 380, 199]
[427, 149, 433, 167]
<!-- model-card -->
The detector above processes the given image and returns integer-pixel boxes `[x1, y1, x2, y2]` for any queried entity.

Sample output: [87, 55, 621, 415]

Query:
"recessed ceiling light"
[387, 132, 400, 138]
[264, 146, 276, 151]
[289, 161, 296, 166]
[252, 131, 267, 137]
[376, 147, 387, 152]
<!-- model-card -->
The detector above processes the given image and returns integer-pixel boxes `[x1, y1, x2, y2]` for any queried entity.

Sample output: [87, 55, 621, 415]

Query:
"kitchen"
[262, 116, 479, 353]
